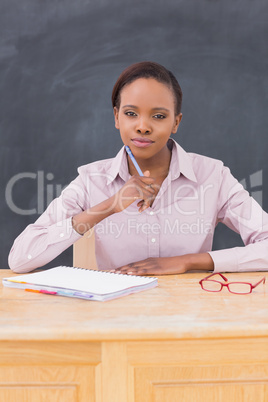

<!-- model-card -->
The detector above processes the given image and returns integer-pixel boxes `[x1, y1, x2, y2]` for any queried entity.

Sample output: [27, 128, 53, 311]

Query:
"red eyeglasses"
[199, 273, 266, 295]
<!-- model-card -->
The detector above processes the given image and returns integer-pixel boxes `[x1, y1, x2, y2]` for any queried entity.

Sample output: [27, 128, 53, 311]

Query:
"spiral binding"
[62, 266, 155, 280]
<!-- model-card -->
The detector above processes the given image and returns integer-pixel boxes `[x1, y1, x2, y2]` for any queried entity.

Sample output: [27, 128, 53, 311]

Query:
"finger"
[113, 262, 134, 273]
[138, 194, 155, 211]
[125, 264, 162, 275]
[139, 181, 155, 194]
[140, 177, 155, 186]
[114, 263, 137, 274]
[114, 267, 134, 275]
[120, 269, 139, 275]
[137, 199, 153, 207]
[140, 185, 155, 196]
[138, 201, 151, 213]
[145, 183, 155, 194]
[115, 262, 150, 275]
[138, 175, 155, 186]
[125, 267, 157, 276]
[129, 179, 155, 198]
[143, 170, 150, 177]
[115, 258, 156, 273]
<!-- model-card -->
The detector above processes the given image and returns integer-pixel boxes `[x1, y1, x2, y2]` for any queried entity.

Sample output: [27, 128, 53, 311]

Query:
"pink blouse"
[9, 139, 268, 273]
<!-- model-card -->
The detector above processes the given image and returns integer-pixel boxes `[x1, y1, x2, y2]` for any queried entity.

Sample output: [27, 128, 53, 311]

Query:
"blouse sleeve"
[8, 174, 88, 273]
[209, 166, 268, 272]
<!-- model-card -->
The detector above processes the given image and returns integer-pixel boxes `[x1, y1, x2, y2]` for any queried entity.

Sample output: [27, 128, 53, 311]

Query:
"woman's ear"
[113, 107, 120, 129]
[172, 113, 182, 134]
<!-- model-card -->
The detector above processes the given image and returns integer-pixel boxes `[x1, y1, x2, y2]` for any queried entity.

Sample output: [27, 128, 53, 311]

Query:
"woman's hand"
[72, 171, 157, 235]
[111, 256, 188, 276]
[112, 170, 157, 213]
[110, 254, 214, 276]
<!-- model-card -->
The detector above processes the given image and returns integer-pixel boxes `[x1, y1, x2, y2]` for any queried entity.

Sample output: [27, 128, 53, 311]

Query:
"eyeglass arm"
[199, 272, 228, 283]
[251, 277, 266, 289]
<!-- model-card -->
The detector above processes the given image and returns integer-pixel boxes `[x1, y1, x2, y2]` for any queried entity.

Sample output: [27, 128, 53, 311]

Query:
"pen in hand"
[125, 145, 155, 213]
[125, 146, 144, 176]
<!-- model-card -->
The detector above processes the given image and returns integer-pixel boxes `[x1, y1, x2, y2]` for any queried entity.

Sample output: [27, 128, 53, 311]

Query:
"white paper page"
[5, 266, 158, 295]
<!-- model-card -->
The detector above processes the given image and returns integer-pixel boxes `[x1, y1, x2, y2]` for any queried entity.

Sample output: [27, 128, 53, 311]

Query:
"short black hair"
[112, 61, 183, 115]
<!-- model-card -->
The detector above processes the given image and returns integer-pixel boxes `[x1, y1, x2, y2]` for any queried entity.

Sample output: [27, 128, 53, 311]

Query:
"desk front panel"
[1, 338, 268, 402]
[0, 341, 101, 402]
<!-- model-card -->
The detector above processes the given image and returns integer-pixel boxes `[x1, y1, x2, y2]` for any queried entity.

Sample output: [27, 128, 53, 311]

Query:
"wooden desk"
[0, 269, 268, 402]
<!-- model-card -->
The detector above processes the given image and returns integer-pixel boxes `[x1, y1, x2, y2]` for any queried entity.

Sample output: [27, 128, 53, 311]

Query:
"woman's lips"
[131, 138, 154, 148]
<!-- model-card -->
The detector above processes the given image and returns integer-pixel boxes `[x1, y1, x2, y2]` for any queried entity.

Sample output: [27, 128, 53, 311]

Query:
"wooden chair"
[73, 229, 98, 270]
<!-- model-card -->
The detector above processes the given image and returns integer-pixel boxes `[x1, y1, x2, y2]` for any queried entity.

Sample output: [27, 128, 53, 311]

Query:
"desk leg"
[100, 342, 128, 402]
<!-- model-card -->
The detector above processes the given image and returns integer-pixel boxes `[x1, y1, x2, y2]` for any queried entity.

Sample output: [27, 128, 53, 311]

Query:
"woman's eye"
[125, 111, 137, 117]
[154, 114, 166, 119]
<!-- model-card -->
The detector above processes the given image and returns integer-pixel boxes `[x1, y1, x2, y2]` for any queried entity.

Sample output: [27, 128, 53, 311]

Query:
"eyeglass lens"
[227, 282, 251, 294]
[202, 280, 222, 292]
[202, 280, 252, 294]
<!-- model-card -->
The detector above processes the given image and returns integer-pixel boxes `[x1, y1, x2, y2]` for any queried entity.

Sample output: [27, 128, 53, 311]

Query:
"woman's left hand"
[111, 256, 189, 276]
[110, 253, 214, 276]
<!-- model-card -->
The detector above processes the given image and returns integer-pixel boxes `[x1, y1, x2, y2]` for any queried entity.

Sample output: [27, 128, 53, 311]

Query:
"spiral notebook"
[2, 266, 158, 301]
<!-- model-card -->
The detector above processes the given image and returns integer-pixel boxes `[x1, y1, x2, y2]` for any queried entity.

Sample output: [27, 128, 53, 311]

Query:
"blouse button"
[60, 233, 64, 238]
[149, 211, 154, 216]
[27, 254, 32, 260]
[151, 238, 156, 243]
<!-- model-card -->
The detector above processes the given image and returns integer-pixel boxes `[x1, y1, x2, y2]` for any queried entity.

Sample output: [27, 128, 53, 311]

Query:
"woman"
[9, 61, 268, 275]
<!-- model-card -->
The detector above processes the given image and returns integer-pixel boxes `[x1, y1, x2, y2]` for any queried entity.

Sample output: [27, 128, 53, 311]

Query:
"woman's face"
[113, 78, 182, 160]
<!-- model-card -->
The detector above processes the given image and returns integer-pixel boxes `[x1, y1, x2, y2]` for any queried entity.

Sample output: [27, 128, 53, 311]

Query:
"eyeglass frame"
[199, 272, 266, 295]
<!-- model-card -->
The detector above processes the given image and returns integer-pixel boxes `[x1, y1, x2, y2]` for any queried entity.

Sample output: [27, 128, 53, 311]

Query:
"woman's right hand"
[112, 170, 156, 213]
[72, 171, 156, 235]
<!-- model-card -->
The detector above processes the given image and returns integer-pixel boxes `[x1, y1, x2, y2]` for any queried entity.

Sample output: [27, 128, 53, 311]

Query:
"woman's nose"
[136, 118, 151, 134]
